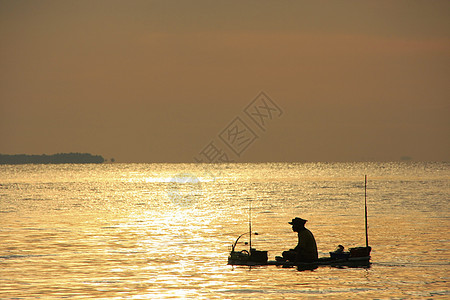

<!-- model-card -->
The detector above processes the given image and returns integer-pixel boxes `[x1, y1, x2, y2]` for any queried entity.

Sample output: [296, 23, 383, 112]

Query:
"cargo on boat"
[228, 246, 372, 268]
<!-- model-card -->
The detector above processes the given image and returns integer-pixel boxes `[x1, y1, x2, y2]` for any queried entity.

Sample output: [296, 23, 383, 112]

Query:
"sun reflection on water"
[0, 162, 449, 298]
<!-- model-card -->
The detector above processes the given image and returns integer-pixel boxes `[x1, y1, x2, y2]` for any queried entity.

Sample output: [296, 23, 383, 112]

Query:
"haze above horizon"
[1, 1, 449, 163]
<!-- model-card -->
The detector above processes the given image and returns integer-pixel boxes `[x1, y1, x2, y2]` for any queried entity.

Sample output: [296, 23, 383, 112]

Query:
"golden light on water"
[1, 162, 449, 298]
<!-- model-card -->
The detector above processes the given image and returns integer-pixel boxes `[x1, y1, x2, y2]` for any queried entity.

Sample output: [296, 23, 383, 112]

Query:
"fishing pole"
[365, 175, 369, 248]
[249, 198, 252, 252]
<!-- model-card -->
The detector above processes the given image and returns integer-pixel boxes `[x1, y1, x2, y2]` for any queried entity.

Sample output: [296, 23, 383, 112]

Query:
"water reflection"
[0, 162, 449, 299]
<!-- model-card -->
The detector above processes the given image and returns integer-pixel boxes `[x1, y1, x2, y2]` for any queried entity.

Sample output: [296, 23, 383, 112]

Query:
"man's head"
[288, 217, 307, 232]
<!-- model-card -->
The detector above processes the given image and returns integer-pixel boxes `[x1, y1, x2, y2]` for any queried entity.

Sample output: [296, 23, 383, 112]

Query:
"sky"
[1, 0, 449, 163]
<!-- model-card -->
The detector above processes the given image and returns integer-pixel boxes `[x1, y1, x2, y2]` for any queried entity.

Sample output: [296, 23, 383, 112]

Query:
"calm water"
[0, 162, 449, 299]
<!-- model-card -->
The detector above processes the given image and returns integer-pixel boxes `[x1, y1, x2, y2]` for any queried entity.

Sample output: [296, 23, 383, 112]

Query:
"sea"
[0, 162, 449, 299]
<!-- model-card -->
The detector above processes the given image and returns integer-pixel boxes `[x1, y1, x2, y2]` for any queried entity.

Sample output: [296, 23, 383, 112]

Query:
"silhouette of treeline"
[0, 153, 105, 164]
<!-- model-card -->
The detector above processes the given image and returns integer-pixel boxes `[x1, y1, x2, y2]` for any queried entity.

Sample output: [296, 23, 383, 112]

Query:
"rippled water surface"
[1, 162, 449, 299]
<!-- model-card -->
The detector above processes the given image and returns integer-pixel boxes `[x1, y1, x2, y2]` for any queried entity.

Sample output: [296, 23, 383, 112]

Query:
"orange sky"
[1, 0, 449, 162]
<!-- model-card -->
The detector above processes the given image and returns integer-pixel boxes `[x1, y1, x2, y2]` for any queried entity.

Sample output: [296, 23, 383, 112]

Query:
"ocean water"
[0, 162, 449, 299]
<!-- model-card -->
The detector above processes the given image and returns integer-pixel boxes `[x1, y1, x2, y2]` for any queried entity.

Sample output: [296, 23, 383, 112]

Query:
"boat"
[228, 246, 372, 269]
[228, 176, 372, 268]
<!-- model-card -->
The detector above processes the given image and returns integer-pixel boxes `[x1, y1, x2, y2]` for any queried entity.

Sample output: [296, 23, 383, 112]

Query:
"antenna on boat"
[364, 175, 369, 248]
[249, 198, 252, 252]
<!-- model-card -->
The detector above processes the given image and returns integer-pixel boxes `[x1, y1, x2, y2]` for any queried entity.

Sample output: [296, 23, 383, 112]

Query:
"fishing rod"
[249, 198, 252, 252]
[365, 175, 369, 248]
[230, 198, 256, 253]
[228, 198, 267, 264]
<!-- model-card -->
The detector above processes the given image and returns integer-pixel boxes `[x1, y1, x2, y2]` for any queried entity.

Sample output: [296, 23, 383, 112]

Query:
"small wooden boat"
[228, 247, 372, 269]
[228, 176, 372, 269]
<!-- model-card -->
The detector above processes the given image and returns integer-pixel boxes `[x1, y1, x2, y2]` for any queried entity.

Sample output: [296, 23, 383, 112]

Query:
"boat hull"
[228, 256, 371, 268]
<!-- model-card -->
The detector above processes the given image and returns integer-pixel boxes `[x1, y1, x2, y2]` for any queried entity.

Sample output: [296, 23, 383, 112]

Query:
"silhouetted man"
[282, 217, 318, 262]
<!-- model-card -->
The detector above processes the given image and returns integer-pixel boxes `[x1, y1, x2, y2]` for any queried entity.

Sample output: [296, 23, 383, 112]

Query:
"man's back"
[296, 228, 318, 261]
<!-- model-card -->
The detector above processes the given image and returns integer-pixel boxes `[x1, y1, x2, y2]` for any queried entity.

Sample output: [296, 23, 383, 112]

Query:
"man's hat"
[289, 217, 307, 225]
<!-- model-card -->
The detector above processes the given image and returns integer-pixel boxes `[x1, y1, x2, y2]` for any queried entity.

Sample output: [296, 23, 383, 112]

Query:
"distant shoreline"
[0, 153, 105, 165]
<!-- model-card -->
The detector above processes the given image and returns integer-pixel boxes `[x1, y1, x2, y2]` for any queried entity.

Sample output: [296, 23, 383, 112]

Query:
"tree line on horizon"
[0, 153, 105, 164]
